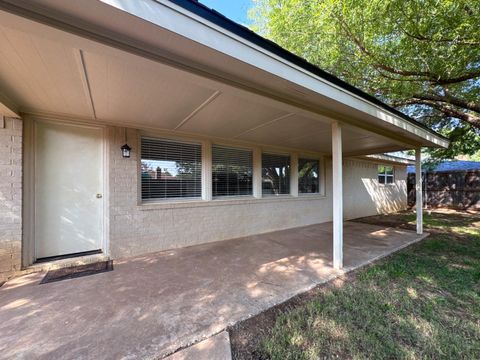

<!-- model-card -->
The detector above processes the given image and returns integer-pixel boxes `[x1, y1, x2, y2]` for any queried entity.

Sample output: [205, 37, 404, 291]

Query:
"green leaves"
[251, 0, 480, 159]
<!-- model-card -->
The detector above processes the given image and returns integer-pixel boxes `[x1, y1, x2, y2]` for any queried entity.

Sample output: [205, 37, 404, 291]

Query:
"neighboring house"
[408, 161, 480, 209]
[0, 0, 448, 281]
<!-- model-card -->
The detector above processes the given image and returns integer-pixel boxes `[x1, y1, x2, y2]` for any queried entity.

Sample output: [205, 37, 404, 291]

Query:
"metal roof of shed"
[408, 160, 480, 173]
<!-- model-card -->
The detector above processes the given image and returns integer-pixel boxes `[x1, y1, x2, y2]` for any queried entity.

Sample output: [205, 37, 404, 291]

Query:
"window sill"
[138, 194, 328, 210]
[299, 192, 324, 197]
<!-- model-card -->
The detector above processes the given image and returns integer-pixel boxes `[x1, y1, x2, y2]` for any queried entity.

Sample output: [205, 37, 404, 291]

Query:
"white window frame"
[140, 136, 204, 202]
[298, 156, 322, 195]
[378, 164, 395, 185]
[261, 151, 292, 197]
[137, 132, 327, 206]
[211, 144, 254, 199]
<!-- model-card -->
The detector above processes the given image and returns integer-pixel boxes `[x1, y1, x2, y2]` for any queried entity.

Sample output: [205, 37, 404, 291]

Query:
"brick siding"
[0, 117, 22, 281]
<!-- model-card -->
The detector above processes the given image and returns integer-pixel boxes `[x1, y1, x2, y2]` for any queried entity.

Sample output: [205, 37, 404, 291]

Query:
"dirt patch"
[354, 209, 479, 237]
[353, 211, 416, 230]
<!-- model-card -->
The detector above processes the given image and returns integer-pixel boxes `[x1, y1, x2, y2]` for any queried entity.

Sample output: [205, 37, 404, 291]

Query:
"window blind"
[298, 158, 320, 193]
[141, 138, 202, 200]
[212, 145, 253, 197]
[262, 153, 290, 195]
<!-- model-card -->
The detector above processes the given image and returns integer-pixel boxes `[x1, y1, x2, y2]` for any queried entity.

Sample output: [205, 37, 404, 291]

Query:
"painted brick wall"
[0, 117, 22, 281]
[0, 122, 408, 275]
[108, 126, 407, 259]
[343, 159, 408, 219]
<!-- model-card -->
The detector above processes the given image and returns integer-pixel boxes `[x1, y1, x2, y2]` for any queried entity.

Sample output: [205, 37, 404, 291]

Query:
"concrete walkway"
[164, 332, 231, 360]
[0, 222, 426, 359]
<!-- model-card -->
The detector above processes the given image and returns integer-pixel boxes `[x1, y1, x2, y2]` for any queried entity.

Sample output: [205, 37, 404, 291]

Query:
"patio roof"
[0, 0, 448, 156]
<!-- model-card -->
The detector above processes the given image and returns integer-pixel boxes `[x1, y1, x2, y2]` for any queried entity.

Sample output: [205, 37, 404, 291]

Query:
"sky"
[198, 0, 254, 25]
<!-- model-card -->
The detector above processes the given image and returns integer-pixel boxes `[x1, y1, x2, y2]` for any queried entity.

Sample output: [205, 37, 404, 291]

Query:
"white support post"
[253, 147, 262, 198]
[202, 140, 212, 201]
[332, 122, 343, 269]
[415, 148, 423, 234]
[290, 152, 299, 197]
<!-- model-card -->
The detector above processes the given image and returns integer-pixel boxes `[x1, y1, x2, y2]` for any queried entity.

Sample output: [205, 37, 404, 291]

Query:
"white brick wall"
[343, 159, 408, 219]
[108, 126, 408, 259]
[0, 117, 22, 281]
[0, 120, 409, 275]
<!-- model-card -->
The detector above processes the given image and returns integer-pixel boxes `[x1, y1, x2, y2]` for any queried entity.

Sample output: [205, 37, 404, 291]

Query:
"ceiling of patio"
[0, 8, 411, 156]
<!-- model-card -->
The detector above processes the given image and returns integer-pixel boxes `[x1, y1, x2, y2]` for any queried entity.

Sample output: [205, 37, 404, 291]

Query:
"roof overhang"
[0, 0, 449, 155]
[101, 0, 448, 149]
[362, 154, 415, 166]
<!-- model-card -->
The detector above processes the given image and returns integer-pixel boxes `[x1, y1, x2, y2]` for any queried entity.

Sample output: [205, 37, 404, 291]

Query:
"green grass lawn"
[260, 210, 480, 359]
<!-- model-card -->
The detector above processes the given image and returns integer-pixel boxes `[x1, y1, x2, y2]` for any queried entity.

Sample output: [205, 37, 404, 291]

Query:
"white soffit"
[0, 0, 448, 149]
[0, 23, 91, 118]
[82, 51, 218, 126]
[0, 0, 447, 155]
[95, 0, 449, 149]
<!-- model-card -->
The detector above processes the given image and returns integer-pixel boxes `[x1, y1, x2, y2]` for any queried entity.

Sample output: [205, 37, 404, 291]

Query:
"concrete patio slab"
[165, 331, 231, 360]
[0, 222, 427, 359]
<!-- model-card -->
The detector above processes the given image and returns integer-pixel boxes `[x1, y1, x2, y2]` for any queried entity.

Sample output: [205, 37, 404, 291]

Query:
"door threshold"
[36, 249, 102, 263]
[28, 251, 109, 274]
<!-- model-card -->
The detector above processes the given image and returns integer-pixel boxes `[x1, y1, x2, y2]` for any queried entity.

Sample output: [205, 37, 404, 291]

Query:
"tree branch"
[334, 13, 480, 85]
[436, 70, 480, 84]
[375, 67, 480, 85]
[393, 98, 480, 128]
[411, 94, 480, 113]
[332, 14, 432, 78]
[399, 26, 480, 46]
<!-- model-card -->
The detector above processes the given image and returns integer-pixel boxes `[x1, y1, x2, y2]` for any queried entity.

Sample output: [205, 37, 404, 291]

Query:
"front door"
[35, 121, 104, 259]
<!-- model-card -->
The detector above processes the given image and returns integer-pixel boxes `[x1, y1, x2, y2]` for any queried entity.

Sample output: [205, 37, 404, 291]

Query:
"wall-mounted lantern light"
[121, 128, 131, 158]
[121, 143, 131, 158]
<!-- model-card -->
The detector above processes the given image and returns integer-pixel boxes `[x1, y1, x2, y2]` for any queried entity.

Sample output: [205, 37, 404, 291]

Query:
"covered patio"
[0, 221, 427, 360]
[0, 2, 444, 358]
[0, 0, 448, 278]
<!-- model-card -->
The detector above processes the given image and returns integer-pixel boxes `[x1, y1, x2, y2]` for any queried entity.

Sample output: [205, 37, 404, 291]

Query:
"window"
[262, 153, 290, 195]
[378, 165, 394, 184]
[298, 158, 320, 193]
[212, 145, 253, 197]
[141, 138, 202, 200]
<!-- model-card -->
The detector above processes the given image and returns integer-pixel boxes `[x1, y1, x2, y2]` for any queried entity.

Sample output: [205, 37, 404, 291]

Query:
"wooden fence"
[407, 170, 480, 210]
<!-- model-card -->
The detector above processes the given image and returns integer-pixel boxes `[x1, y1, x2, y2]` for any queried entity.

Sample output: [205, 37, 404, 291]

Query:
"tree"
[250, 0, 480, 159]
[470, 151, 480, 161]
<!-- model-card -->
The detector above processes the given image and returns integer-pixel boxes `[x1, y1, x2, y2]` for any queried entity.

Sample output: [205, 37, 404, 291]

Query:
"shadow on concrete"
[0, 222, 424, 359]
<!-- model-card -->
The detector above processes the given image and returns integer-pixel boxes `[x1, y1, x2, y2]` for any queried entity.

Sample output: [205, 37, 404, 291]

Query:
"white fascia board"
[362, 154, 415, 165]
[99, 0, 449, 149]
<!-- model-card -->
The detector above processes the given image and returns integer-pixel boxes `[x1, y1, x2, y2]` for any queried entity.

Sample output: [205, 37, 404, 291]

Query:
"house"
[407, 160, 480, 209]
[0, 0, 448, 282]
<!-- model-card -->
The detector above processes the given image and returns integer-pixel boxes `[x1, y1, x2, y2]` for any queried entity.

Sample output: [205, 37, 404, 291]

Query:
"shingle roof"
[408, 160, 480, 173]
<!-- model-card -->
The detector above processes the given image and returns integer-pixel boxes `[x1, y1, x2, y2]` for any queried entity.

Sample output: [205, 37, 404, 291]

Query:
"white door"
[35, 121, 104, 259]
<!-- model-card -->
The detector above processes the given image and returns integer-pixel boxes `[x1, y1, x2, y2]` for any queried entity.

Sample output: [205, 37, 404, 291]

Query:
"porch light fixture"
[121, 143, 131, 158]
[121, 128, 131, 158]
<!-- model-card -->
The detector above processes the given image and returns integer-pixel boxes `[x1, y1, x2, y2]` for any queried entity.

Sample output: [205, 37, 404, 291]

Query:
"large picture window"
[262, 153, 290, 195]
[212, 145, 253, 197]
[141, 138, 202, 200]
[378, 165, 394, 184]
[298, 158, 320, 193]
